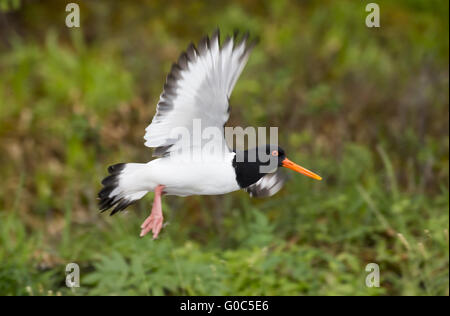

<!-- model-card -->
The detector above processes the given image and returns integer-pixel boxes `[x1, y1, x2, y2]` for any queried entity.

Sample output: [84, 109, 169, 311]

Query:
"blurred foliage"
[0, 0, 448, 295]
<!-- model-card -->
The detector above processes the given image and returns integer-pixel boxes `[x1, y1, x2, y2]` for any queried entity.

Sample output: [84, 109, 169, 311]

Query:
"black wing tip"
[177, 52, 189, 69]
[198, 34, 210, 55]
[228, 29, 258, 51]
[211, 28, 220, 44]
[223, 34, 232, 46]
[160, 28, 259, 102]
[172, 29, 259, 70]
[186, 42, 198, 61]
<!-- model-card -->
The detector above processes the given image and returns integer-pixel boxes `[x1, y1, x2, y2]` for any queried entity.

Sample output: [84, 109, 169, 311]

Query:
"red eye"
[272, 150, 279, 156]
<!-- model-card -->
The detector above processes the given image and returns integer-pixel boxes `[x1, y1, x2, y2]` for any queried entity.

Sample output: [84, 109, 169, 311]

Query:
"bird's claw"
[140, 215, 164, 239]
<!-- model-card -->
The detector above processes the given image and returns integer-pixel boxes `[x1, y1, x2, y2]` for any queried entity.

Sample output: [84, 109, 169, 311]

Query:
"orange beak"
[282, 158, 322, 181]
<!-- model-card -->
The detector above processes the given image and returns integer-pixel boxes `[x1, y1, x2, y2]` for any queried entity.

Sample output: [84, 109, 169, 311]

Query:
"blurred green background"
[0, 0, 448, 296]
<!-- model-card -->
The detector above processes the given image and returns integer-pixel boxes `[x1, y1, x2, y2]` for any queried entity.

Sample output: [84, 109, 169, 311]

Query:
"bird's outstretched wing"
[245, 170, 287, 198]
[144, 30, 256, 157]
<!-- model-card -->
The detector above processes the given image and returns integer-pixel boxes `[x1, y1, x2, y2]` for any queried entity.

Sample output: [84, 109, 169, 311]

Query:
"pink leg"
[140, 185, 165, 239]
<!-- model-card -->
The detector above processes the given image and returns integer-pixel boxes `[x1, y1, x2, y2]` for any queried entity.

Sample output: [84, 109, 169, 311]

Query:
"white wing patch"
[245, 170, 287, 198]
[144, 30, 256, 157]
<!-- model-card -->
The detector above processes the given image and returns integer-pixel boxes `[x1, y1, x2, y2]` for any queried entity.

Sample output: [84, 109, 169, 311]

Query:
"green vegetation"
[0, 0, 448, 296]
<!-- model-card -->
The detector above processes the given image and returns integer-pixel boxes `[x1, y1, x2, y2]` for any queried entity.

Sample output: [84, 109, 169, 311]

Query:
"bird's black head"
[267, 144, 286, 167]
[233, 144, 321, 188]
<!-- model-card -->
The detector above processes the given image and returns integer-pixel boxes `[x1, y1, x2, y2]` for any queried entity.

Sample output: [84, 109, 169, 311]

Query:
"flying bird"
[98, 30, 322, 239]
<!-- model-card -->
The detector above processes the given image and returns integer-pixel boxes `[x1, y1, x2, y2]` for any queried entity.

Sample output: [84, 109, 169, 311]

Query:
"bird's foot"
[140, 213, 163, 239]
[140, 185, 165, 239]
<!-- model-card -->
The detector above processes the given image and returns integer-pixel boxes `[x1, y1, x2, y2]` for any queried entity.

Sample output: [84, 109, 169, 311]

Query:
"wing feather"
[144, 30, 256, 157]
[245, 170, 287, 198]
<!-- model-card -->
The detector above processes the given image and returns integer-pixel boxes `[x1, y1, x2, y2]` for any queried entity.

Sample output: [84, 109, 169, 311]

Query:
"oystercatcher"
[99, 30, 322, 239]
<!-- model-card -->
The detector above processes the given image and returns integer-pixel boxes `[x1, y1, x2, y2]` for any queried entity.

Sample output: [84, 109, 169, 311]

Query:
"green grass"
[1, 142, 447, 295]
[0, 0, 448, 295]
